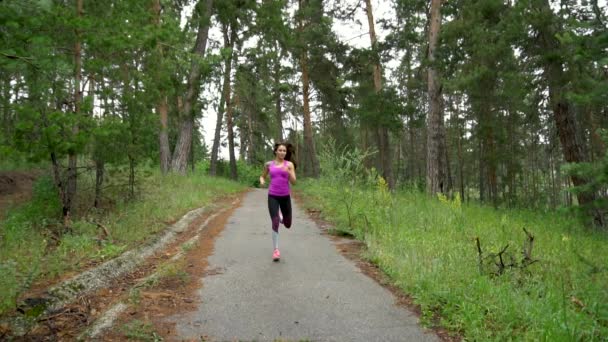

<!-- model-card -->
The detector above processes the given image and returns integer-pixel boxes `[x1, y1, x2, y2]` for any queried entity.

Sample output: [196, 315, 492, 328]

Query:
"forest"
[0, 0, 607, 340]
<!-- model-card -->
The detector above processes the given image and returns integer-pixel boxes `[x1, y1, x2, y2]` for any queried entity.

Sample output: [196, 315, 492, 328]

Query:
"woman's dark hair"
[273, 142, 297, 169]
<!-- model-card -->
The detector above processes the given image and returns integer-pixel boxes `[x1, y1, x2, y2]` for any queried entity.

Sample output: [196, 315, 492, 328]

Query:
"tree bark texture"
[300, 51, 319, 177]
[210, 24, 235, 176]
[3, 76, 11, 140]
[65, 0, 84, 226]
[227, 87, 238, 180]
[94, 160, 104, 208]
[364, 0, 393, 189]
[247, 103, 255, 164]
[533, 0, 595, 207]
[274, 48, 284, 142]
[426, 0, 447, 195]
[298, 0, 320, 177]
[152, 0, 171, 175]
[171, 0, 213, 174]
[157, 96, 171, 174]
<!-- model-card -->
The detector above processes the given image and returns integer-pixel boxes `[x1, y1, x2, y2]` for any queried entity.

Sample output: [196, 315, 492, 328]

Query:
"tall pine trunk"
[171, 0, 213, 173]
[426, 0, 446, 195]
[65, 0, 84, 226]
[273, 46, 284, 142]
[298, 0, 319, 177]
[210, 24, 235, 176]
[157, 96, 170, 174]
[247, 104, 255, 163]
[152, 0, 171, 175]
[364, 0, 393, 189]
[89, 74, 105, 208]
[2, 76, 10, 140]
[226, 83, 238, 180]
[485, 123, 498, 206]
[299, 51, 319, 177]
[531, 0, 594, 208]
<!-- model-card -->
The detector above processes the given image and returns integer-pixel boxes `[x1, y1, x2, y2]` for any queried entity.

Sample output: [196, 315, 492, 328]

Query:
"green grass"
[300, 178, 608, 341]
[0, 168, 246, 315]
[121, 319, 163, 341]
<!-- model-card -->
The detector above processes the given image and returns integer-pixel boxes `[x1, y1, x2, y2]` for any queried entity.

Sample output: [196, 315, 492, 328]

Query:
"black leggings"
[268, 194, 292, 232]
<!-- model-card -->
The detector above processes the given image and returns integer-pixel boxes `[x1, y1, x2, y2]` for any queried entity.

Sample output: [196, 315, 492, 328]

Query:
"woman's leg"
[278, 195, 293, 228]
[268, 195, 281, 251]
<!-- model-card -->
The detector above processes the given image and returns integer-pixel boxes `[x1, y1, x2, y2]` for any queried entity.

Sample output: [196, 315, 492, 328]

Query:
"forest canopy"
[0, 0, 606, 226]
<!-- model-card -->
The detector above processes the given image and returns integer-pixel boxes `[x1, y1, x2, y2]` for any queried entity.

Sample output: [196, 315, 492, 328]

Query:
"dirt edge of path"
[0, 191, 248, 340]
[96, 190, 245, 341]
[292, 191, 462, 342]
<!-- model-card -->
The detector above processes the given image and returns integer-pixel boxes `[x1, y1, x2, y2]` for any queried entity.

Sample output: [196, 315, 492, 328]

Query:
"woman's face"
[275, 145, 287, 159]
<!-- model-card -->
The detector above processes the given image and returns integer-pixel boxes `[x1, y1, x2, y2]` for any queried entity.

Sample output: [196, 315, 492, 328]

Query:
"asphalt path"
[168, 189, 439, 342]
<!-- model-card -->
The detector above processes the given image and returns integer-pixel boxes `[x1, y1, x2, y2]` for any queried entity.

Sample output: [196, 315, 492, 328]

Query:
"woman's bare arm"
[259, 163, 269, 186]
[287, 162, 296, 185]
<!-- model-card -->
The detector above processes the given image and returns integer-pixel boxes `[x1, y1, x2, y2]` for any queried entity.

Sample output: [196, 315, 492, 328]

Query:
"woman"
[259, 142, 297, 261]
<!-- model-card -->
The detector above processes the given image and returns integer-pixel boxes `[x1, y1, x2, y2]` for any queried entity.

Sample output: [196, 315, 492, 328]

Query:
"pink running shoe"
[272, 248, 281, 261]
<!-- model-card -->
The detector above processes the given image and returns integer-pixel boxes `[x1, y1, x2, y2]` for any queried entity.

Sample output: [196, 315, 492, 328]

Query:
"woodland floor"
[1, 185, 458, 341]
[0, 170, 40, 219]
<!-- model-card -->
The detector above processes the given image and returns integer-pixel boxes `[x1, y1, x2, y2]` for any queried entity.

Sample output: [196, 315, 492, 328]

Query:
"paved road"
[168, 189, 439, 342]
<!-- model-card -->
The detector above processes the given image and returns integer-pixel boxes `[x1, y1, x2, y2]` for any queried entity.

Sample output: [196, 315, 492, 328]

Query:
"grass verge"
[299, 178, 608, 341]
[0, 168, 246, 315]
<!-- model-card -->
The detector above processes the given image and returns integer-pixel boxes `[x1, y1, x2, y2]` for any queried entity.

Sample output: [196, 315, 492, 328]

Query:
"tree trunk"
[121, 61, 137, 199]
[41, 102, 69, 221]
[129, 157, 135, 198]
[171, 0, 213, 174]
[247, 106, 255, 163]
[191, 120, 196, 173]
[486, 124, 498, 207]
[158, 96, 170, 174]
[479, 138, 485, 202]
[274, 47, 284, 142]
[2, 76, 11, 141]
[152, 0, 171, 175]
[210, 24, 235, 176]
[452, 96, 466, 202]
[506, 110, 516, 206]
[533, 0, 595, 207]
[298, 0, 320, 177]
[299, 51, 319, 177]
[426, 0, 446, 195]
[239, 122, 247, 162]
[457, 125, 465, 202]
[408, 121, 415, 181]
[364, 0, 393, 189]
[65, 0, 84, 226]
[94, 160, 104, 208]
[226, 87, 238, 180]
[89, 74, 106, 208]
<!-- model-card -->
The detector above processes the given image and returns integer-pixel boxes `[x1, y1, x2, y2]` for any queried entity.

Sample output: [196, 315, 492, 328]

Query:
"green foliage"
[301, 147, 608, 340]
[0, 176, 58, 313]
[0, 169, 245, 316]
[0, 260, 20, 313]
[563, 130, 608, 228]
[318, 137, 375, 185]
[121, 320, 163, 342]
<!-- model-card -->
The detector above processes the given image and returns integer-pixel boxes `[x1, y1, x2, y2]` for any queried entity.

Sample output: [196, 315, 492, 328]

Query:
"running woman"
[259, 142, 297, 261]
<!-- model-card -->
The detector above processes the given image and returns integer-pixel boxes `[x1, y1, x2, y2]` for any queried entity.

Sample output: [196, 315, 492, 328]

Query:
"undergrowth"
[0, 166, 245, 315]
[298, 142, 608, 341]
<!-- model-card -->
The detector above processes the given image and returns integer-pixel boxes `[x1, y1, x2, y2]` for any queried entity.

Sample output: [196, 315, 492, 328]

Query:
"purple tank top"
[268, 160, 290, 196]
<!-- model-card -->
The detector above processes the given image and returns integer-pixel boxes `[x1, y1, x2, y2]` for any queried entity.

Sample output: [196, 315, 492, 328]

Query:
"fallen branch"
[495, 244, 510, 274]
[522, 227, 538, 267]
[476, 228, 540, 277]
[88, 220, 111, 241]
[476, 237, 483, 274]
